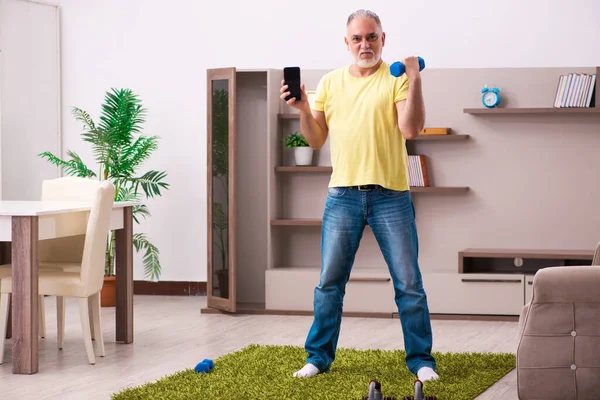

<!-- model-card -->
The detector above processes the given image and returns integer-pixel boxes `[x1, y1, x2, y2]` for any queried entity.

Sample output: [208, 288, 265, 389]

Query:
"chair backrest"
[42, 176, 102, 201]
[79, 180, 116, 296]
[39, 177, 103, 263]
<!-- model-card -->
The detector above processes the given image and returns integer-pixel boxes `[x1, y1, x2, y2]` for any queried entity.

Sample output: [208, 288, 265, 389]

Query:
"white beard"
[355, 51, 380, 68]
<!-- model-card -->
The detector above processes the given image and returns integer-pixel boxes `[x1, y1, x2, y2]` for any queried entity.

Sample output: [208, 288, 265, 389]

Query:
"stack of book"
[407, 155, 429, 187]
[553, 73, 596, 108]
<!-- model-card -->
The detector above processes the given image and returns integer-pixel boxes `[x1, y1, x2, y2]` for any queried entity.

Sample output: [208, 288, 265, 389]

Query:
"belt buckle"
[358, 185, 374, 191]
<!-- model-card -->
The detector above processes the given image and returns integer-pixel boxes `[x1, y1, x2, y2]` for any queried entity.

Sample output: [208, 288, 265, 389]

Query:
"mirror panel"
[207, 68, 236, 312]
[211, 79, 230, 299]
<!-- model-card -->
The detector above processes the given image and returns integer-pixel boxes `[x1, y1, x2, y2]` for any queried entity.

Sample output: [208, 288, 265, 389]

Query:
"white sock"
[293, 363, 320, 378]
[417, 366, 439, 382]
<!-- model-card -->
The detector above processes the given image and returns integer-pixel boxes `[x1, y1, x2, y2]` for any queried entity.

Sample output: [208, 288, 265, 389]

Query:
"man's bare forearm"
[399, 76, 425, 139]
[299, 109, 327, 149]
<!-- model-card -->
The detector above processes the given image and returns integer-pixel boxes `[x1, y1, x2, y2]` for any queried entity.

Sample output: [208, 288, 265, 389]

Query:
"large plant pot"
[294, 147, 313, 166]
[101, 275, 117, 307]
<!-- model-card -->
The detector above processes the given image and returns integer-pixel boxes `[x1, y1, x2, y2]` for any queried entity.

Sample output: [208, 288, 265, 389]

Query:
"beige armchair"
[516, 251, 600, 399]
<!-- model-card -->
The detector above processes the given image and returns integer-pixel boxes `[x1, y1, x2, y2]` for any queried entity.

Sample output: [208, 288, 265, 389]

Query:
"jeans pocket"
[327, 187, 347, 197]
[378, 187, 408, 198]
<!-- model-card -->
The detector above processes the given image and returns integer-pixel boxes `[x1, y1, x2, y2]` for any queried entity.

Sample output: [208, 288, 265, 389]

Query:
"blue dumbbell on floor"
[194, 358, 214, 373]
[390, 57, 425, 77]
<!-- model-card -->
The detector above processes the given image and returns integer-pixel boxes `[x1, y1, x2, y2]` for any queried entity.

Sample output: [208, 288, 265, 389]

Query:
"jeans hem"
[410, 361, 437, 375]
[305, 359, 329, 373]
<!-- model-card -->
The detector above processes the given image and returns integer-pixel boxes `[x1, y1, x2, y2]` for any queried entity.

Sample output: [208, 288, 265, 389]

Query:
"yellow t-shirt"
[311, 61, 410, 191]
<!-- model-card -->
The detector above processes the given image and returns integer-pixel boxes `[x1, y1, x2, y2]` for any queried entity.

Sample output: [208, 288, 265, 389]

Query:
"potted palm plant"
[284, 131, 313, 166]
[39, 88, 169, 306]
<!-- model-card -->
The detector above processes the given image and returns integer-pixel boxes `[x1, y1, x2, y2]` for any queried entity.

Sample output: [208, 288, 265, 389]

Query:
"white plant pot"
[294, 147, 313, 166]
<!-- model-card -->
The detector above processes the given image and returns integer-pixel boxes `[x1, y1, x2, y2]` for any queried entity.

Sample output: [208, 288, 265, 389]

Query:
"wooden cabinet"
[454, 249, 594, 316]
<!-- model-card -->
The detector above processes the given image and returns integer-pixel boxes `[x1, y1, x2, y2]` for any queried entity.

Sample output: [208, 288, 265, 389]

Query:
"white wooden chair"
[36, 177, 103, 341]
[0, 180, 115, 364]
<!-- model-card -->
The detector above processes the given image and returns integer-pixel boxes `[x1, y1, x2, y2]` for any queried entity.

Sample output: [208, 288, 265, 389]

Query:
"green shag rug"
[111, 344, 515, 400]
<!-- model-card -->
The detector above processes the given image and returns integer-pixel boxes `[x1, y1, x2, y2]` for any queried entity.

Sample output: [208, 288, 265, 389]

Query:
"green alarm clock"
[481, 85, 501, 108]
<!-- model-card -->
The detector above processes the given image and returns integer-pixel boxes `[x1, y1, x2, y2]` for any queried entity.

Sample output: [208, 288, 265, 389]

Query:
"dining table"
[0, 200, 136, 374]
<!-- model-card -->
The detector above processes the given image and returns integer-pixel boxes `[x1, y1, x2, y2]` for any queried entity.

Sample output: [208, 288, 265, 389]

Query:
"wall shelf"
[463, 107, 600, 115]
[275, 166, 332, 172]
[411, 134, 470, 141]
[411, 186, 470, 193]
[271, 218, 321, 226]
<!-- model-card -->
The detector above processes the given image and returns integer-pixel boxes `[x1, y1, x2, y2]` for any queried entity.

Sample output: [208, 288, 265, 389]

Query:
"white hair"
[346, 9, 382, 28]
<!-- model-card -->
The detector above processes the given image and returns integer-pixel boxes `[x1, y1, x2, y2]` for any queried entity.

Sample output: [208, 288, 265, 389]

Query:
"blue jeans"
[304, 185, 436, 375]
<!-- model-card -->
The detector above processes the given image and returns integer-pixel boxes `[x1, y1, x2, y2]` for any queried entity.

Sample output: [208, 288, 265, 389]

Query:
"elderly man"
[280, 9, 439, 383]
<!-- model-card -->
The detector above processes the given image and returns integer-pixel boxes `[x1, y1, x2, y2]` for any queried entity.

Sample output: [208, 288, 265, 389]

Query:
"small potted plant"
[284, 131, 313, 166]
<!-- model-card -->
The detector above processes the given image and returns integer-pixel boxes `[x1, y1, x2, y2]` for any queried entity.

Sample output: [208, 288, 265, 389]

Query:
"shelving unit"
[204, 65, 599, 320]
[265, 68, 472, 317]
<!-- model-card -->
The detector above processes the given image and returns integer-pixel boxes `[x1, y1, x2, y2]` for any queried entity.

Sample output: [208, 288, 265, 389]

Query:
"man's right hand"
[280, 80, 310, 113]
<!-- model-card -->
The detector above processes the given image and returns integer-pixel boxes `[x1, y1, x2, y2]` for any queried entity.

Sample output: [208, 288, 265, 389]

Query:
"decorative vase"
[294, 147, 313, 166]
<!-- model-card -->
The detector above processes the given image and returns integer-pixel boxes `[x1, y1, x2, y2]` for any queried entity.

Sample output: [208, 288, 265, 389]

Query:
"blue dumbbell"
[390, 57, 425, 77]
[194, 358, 214, 373]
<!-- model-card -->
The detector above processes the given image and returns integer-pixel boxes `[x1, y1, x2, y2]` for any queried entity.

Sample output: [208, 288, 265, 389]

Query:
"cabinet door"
[207, 68, 237, 312]
[0, 0, 61, 200]
[422, 272, 525, 315]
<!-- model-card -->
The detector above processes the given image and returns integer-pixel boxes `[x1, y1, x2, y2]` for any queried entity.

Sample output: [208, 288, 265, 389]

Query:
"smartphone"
[283, 66, 302, 101]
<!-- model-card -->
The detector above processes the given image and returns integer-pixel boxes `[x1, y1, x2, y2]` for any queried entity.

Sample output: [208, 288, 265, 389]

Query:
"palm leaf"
[128, 170, 169, 198]
[120, 135, 160, 174]
[132, 205, 151, 224]
[72, 107, 112, 177]
[38, 150, 97, 178]
[72, 107, 96, 131]
[133, 233, 161, 281]
[98, 89, 147, 180]
[116, 186, 150, 224]
[116, 186, 138, 202]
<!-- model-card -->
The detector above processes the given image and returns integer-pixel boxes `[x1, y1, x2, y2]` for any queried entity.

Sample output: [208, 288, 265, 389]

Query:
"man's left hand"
[403, 56, 421, 80]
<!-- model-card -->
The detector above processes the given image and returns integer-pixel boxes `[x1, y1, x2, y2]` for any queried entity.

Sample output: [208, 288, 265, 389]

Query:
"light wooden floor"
[0, 295, 519, 399]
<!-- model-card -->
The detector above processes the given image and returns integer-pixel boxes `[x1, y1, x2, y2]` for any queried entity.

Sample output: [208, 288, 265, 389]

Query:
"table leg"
[115, 206, 133, 343]
[11, 216, 39, 374]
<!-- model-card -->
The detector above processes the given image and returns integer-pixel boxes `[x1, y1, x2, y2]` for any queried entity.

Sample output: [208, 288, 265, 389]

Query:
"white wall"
[51, 0, 600, 282]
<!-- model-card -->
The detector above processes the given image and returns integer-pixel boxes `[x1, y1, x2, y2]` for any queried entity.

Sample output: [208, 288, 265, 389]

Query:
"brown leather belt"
[355, 185, 382, 191]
